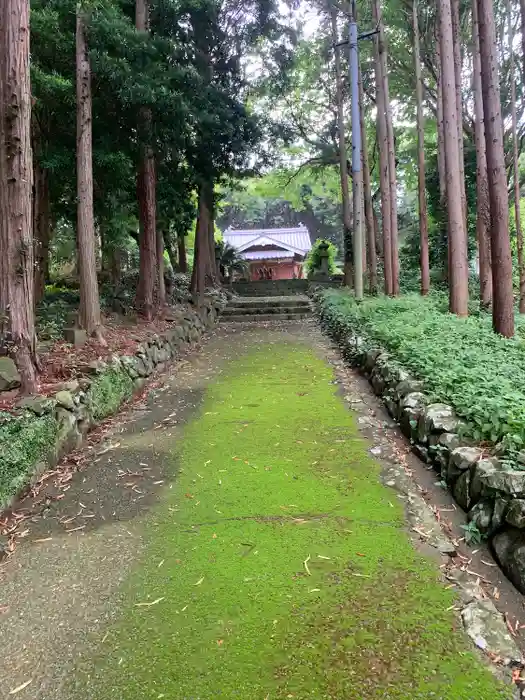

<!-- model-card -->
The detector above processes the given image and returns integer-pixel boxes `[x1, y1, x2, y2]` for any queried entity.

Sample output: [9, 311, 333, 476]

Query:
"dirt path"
[0, 322, 518, 699]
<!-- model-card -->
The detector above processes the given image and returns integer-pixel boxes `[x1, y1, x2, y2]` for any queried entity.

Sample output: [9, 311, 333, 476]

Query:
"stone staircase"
[221, 295, 313, 323]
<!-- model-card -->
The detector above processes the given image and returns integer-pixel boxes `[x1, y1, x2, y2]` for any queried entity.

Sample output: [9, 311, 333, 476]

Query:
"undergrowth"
[317, 289, 525, 451]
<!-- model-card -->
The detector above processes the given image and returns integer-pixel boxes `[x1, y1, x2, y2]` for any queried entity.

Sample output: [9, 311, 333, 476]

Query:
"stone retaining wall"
[314, 295, 525, 596]
[0, 297, 225, 513]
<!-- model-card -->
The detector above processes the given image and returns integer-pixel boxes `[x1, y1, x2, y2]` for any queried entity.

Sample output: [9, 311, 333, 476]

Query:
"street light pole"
[349, 1, 363, 300]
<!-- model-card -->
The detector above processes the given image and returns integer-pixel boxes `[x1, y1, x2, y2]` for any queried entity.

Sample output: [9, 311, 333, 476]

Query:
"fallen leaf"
[135, 597, 165, 607]
[303, 554, 311, 576]
[9, 680, 32, 695]
[217, 639, 224, 646]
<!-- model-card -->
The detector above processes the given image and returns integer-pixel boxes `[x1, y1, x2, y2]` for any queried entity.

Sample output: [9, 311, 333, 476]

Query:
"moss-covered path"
[0, 324, 514, 699]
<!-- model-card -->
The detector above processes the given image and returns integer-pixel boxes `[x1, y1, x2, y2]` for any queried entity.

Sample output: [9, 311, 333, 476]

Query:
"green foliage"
[317, 290, 525, 449]
[87, 367, 134, 421]
[215, 241, 248, 279]
[461, 521, 483, 546]
[0, 412, 58, 506]
[305, 238, 338, 277]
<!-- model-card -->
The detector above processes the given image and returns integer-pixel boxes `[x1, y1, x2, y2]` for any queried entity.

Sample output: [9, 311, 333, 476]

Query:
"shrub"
[305, 239, 338, 277]
[316, 289, 525, 450]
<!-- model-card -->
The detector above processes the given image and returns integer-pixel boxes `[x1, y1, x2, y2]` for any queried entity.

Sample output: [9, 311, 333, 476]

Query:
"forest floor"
[0, 321, 520, 699]
[0, 310, 181, 412]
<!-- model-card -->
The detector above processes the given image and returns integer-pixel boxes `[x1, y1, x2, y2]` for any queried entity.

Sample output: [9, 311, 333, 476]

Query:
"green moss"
[87, 366, 134, 421]
[75, 344, 512, 699]
[0, 411, 57, 505]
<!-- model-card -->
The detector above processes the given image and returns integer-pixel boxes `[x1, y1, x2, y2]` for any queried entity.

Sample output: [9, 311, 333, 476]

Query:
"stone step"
[222, 313, 311, 323]
[228, 299, 311, 309]
[222, 305, 311, 317]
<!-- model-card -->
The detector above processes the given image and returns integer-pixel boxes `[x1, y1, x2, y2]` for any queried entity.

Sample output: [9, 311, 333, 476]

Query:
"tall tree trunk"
[135, 0, 157, 320]
[451, 0, 468, 229]
[507, 0, 525, 312]
[413, 0, 430, 296]
[109, 248, 122, 287]
[372, 0, 393, 295]
[438, 0, 469, 317]
[136, 155, 157, 318]
[330, 5, 353, 287]
[33, 160, 51, 305]
[477, 0, 514, 336]
[521, 0, 525, 79]
[156, 229, 166, 306]
[206, 183, 218, 283]
[472, 0, 493, 309]
[190, 183, 215, 297]
[76, 9, 104, 341]
[374, 0, 399, 295]
[163, 229, 178, 272]
[435, 35, 449, 283]
[0, 0, 38, 393]
[177, 233, 187, 273]
[359, 64, 377, 294]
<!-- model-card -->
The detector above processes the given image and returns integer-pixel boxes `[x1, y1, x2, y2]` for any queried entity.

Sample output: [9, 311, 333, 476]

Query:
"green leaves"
[318, 290, 525, 448]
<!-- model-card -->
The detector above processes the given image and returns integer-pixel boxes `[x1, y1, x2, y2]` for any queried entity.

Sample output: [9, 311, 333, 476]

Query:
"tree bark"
[207, 183, 218, 282]
[521, 0, 525, 81]
[472, 0, 493, 309]
[0, 0, 38, 393]
[507, 0, 525, 313]
[359, 64, 377, 294]
[372, 0, 393, 296]
[374, 0, 399, 295]
[178, 233, 187, 273]
[109, 248, 122, 287]
[135, 0, 157, 320]
[163, 229, 178, 272]
[136, 154, 157, 318]
[413, 0, 430, 296]
[33, 160, 51, 305]
[477, 0, 514, 336]
[156, 229, 166, 306]
[190, 183, 216, 298]
[451, 0, 467, 229]
[438, 0, 469, 316]
[435, 33, 449, 284]
[76, 8, 104, 341]
[330, 5, 353, 287]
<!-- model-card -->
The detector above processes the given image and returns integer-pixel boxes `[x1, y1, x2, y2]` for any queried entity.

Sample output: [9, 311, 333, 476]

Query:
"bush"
[305, 239, 338, 277]
[316, 289, 525, 450]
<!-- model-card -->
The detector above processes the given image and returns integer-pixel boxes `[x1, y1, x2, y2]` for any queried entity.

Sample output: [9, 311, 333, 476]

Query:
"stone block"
[506, 499, 525, 528]
[55, 390, 75, 411]
[0, 357, 20, 391]
[492, 528, 525, 595]
[63, 328, 87, 347]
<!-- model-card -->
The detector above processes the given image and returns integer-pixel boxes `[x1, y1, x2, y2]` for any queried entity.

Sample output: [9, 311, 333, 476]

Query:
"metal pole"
[349, 2, 364, 300]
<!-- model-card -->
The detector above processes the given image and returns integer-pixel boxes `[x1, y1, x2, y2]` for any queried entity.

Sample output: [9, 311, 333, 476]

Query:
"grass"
[76, 342, 512, 699]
